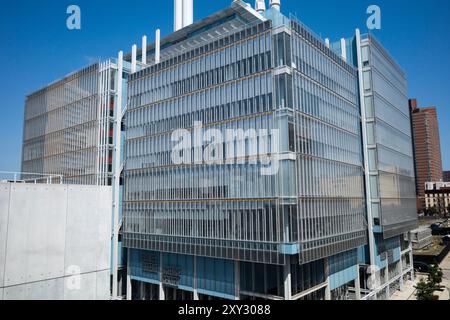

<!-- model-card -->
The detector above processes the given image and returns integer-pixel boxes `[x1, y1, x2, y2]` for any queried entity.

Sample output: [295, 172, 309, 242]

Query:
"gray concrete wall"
[0, 183, 112, 300]
[0, 183, 10, 292]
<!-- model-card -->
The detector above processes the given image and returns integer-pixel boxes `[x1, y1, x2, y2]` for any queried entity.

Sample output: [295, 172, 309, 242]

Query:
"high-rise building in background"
[18, 0, 419, 300]
[409, 99, 443, 211]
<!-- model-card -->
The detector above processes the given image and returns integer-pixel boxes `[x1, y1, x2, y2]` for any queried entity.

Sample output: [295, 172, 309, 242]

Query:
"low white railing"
[0, 171, 64, 184]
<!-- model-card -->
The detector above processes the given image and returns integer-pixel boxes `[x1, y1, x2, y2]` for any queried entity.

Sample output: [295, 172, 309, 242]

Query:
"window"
[363, 71, 372, 92]
[361, 46, 370, 66]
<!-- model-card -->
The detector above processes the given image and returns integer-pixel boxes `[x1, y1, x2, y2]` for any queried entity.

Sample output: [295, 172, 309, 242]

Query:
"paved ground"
[439, 251, 450, 300]
[391, 277, 423, 300]
[391, 252, 450, 300]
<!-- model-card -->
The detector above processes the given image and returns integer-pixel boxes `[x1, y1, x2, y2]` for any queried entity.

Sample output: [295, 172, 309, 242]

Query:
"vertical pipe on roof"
[255, 0, 266, 13]
[174, 0, 183, 31]
[131, 44, 137, 73]
[340, 38, 347, 62]
[142, 35, 147, 64]
[155, 29, 161, 64]
[183, 0, 193, 27]
[325, 38, 330, 48]
[269, 0, 280, 11]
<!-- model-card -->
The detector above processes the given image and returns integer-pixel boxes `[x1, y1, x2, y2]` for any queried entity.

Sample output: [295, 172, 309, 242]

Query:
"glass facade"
[122, 8, 367, 271]
[21, 61, 123, 185]
[16, 0, 420, 300]
[17, 1, 419, 301]
[358, 35, 417, 238]
[290, 20, 366, 263]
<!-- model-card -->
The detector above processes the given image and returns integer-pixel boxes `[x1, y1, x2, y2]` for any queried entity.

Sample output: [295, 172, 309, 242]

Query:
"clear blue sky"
[0, 0, 449, 172]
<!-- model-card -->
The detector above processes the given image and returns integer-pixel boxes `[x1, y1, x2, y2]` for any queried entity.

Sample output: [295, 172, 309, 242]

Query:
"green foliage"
[426, 206, 439, 216]
[428, 264, 444, 288]
[415, 264, 444, 300]
[415, 279, 437, 300]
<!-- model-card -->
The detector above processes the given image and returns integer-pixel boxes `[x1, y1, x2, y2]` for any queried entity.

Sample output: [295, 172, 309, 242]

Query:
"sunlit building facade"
[333, 30, 417, 300]
[122, 2, 368, 300]
[18, 0, 419, 301]
[21, 60, 129, 185]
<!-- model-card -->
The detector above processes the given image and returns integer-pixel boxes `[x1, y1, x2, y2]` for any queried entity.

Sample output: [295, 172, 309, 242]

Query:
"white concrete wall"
[0, 183, 112, 300]
[0, 183, 10, 292]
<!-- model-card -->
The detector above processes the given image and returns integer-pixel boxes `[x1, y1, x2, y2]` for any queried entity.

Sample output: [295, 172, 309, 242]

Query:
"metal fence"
[0, 171, 64, 184]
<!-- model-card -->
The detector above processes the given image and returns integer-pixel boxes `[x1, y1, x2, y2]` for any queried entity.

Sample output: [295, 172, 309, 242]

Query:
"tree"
[428, 264, 444, 288]
[415, 264, 445, 300]
[427, 206, 438, 217]
[415, 279, 437, 301]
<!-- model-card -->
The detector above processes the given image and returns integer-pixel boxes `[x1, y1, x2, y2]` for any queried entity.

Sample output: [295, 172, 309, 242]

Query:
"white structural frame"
[355, 28, 377, 273]
[111, 51, 124, 299]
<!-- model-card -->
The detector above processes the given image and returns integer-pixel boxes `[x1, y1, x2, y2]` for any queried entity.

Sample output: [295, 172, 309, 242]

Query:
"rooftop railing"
[0, 171, 64, 185]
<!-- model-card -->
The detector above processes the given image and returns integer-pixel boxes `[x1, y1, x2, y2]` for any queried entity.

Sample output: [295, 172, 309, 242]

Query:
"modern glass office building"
[122, 1, 369, 300]
[21, 60, 129, 186]
[332, 30, 417, 300]
[18, 0, 418, 301]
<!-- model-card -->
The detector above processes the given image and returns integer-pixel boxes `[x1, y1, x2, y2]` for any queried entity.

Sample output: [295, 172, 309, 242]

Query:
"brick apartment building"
[409, 99, 443, 211]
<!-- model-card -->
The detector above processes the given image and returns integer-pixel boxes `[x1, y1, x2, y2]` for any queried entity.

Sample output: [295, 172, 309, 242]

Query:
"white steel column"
[140, 281, 146, 300]
[355, 28, 376, 272]
[355, 265, 362, 300]
[126, 253, 132, 300]
[234, 260, 240, 300]
[410, 249, 415, 281]
[399, 259, 404, 291]
[159, 282, 165, 300]
[325, 258, 331, 300]
[408, 233, 415, 281]
[384, 267, 390, 299]
[193, 256, 199, 300]
[112, 50, 124, 299]
[284, 256, 292, 300]
[159, 252, 166, 300]
[325, 38, 330, 48]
